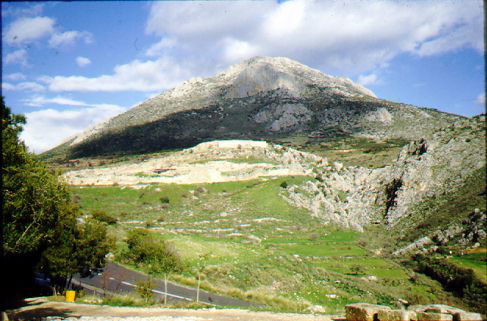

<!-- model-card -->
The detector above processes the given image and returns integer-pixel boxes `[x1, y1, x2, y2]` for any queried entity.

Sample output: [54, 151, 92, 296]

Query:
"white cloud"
[23, 95, 87, 107]
[146, 38, 177, 57]
[17, 82, 45, 92]
[5, 49, 28, 66]
[357, 73, 379, 86]
[476, 93, 485, 105]
[21, 104, 127, 154]
[2, 3, 44, 17]
[33, 0, 483, 94]
[2, 81, 45, 92]
[49, 30, 93, 47]
[4, 16, 55, 45]
[5, 72, 26, 81]
[20, 3, 45, 16]
[76, 56, 91, 67]
[221, 38, 260, 64]
[43, 56, 194, 92]
[144, 0, 484, 74]
[2, 83, 16, 91]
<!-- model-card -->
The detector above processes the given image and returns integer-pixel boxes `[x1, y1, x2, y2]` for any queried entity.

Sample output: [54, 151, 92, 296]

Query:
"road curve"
[74, 262, 258, 308]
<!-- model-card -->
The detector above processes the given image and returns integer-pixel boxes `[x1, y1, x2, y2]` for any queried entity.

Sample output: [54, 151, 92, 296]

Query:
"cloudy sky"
[2, 1, 485, 153]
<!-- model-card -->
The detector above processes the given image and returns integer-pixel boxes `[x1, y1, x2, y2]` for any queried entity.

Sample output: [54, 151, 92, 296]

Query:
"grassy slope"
[72, 175, 459, 313]
[449, 253, 487, 284]
[390, 165, 486, 248]
[276, 136, 408, 169]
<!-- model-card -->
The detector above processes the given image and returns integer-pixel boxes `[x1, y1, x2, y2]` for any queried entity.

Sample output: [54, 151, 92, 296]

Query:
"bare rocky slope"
[44, 56, 460, 160]
[285, 114, 486, 240]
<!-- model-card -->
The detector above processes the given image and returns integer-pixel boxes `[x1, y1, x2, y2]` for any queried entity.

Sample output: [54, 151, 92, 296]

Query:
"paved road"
[74, 262, 258, 308]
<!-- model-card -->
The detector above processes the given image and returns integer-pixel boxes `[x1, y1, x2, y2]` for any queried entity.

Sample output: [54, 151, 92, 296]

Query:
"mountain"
[45, 56, 461, 160]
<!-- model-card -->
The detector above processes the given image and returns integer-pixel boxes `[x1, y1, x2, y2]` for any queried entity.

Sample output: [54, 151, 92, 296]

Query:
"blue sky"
[1, 1, 485, 153]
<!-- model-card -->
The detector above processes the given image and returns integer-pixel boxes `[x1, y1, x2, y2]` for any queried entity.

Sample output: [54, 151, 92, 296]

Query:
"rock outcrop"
[345, 303, 482, 321]
[284, 115, 486, 232]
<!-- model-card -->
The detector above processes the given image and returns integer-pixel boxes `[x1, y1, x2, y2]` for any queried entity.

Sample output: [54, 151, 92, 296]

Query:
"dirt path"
[8, 298, 344, 321]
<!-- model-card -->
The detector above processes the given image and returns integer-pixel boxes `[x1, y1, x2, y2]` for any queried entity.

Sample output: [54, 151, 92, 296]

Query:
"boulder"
[416, 312, 453, 321]
[345, 303, 391, 321]
[377, 309, 416, 321]
[410, 305, 464, 315]
[307, 304, 326, 313]
[453, 312, 483, 321]
[425, 305, 465, 315]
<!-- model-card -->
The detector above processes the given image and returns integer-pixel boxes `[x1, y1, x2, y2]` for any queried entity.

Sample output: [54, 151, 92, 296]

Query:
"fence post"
[164, 274, 167, 305]
[196, 273, 200, 303]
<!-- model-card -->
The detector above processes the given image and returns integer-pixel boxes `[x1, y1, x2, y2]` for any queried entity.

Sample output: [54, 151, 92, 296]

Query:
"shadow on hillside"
[68, 102, 280, 158]
[65, 88, 436, 160]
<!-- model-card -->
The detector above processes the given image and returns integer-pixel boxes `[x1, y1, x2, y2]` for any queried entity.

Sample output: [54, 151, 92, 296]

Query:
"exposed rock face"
[284, 115, 486, 231]
[45, 56, 460, 159]
[253, 103, 312, 131]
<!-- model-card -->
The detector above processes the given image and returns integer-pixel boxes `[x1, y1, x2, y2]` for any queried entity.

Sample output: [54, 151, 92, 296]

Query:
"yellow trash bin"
[65, 290, 76, 302]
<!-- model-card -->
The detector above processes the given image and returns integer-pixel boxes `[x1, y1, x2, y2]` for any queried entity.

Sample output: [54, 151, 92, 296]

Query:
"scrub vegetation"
[71, 175, 467, 313]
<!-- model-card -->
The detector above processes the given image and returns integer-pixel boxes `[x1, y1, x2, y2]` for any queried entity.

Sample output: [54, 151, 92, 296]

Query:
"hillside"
[286, 115, 486, 231]
[45, 56, 485, 314]
[62, 114, 485, 313]
[43, 56, 461, 160]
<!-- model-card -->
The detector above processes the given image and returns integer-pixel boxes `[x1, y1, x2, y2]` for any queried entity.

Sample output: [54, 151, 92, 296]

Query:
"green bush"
[414, 254, 487, 313]
[124, 229, 183, 274]
[136, 278, 155, 303]
[350, 264, 365, 275]
[92, 210, 117, 225]
[160, 196, 170, 204]
[280, 181, 288, 188]
[102, 295, 143, 307]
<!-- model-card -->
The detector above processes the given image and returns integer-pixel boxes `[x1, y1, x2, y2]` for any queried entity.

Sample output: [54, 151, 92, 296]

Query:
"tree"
[1, 97, 111, 304]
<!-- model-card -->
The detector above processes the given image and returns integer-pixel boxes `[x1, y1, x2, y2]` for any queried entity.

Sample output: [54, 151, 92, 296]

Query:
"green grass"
[391, 166, 486, 247]
[287, 136, 409, 169]
[71, 176, 462, 313]
[450, 253, 487, 283]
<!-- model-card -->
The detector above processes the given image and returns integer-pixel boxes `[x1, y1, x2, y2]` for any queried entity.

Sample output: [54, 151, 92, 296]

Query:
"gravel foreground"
[8, 298, 343, 321]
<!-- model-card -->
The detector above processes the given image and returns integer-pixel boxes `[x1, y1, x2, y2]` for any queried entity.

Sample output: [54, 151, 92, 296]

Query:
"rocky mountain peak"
[219, 56, 376, 98]
[44, 56, 461, 159]
[164, 56, 376, 100]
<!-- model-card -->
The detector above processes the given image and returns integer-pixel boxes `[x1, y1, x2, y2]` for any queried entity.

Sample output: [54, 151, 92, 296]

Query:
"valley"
[64, 118, 485, 314]
[41, 56, 486, 317]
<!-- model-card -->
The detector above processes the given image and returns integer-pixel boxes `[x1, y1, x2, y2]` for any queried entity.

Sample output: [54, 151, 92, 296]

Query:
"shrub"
[414, 254, 487, 312]
[92, 210, 117, 225]
[160, 196, 170, 204]
[337, 191, 348, 202]
[280, 181, 288, 188]
[102, 295, 142, 307]
[135, 278, 155, 303]
[350, 264, 365, 275]
[124, 229, 183, 274]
